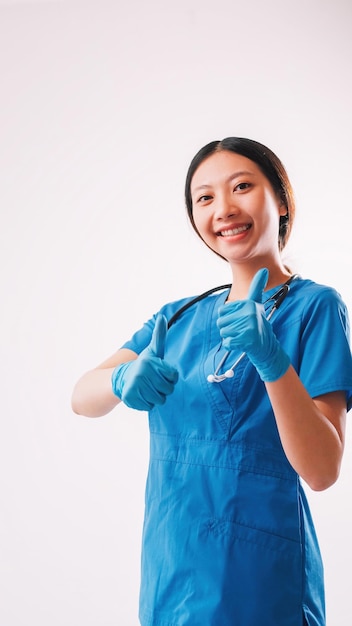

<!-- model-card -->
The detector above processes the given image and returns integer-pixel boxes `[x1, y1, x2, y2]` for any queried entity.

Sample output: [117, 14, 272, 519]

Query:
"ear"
[276, 190, 288, 216]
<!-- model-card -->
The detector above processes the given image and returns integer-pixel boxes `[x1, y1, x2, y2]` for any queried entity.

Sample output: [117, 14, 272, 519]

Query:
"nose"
[213, 193, 239, 220]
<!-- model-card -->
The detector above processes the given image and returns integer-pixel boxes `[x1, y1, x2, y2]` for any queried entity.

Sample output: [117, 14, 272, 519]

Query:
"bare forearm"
[71, 368, 120, 417]
[266, 367, 345, 491]
[72, 348, 138, 418]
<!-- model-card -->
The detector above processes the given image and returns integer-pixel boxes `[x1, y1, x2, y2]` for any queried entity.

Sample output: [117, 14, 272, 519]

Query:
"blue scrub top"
[121, 277, 352, 626]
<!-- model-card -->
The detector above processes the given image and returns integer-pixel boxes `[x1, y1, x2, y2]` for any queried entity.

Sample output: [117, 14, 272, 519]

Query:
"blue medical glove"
[217, 268, 290, 382]
[111, 314, 179, 410]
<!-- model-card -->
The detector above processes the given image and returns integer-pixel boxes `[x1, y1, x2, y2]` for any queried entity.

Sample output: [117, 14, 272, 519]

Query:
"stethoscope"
[167, 274, 299, 384]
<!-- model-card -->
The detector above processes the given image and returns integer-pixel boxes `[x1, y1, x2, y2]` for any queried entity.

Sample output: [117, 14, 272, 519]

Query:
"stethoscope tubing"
[166, 274, 299, 384]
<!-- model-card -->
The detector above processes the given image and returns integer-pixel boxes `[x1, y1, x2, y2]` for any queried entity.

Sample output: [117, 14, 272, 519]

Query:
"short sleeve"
[298, 286, 352, 411]
[120, 315, 157, 354]
[119, 295, 199, 354]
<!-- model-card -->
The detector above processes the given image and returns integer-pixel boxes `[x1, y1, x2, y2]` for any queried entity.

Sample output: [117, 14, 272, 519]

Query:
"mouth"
[217, 224, 252, 237]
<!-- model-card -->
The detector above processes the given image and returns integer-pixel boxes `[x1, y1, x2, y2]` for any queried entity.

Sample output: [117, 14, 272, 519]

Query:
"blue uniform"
[121, 277, 352, 626]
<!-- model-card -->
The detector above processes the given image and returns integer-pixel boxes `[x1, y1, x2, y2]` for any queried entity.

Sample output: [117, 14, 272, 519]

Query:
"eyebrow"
[191, 170, 255, 193]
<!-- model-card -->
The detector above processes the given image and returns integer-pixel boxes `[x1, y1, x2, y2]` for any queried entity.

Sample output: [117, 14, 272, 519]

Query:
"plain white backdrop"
[1, 0, 351, 624]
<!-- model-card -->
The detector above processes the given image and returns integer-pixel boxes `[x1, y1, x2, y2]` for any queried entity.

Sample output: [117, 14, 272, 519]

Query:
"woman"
[72, 137, 352, 625]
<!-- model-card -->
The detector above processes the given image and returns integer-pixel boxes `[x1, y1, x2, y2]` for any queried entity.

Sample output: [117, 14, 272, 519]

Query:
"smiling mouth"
[218, 224, 251, 237]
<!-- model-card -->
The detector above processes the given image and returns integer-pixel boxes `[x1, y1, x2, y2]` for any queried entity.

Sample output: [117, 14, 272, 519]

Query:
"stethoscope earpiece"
[207, 369, 235, 384]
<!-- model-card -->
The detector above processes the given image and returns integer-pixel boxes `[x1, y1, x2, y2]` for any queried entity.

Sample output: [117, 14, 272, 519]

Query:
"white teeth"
[220, 225, 250, 236]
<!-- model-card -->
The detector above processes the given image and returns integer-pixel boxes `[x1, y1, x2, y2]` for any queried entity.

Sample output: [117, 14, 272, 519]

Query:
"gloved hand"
[111, 314, 179, 410]
[217, 268, 290, 382]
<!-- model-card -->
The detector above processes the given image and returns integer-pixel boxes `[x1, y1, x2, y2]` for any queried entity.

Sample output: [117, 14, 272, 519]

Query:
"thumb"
[149, 314, 168, 358]
[247, 268, 269, 302]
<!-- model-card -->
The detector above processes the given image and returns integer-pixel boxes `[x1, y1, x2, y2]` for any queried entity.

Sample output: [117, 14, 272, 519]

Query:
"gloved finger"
[149, 314, 168, 358]
[155, 361, 179, 385]
[247, 268, 269, 302]
[217, 301, 251, 328]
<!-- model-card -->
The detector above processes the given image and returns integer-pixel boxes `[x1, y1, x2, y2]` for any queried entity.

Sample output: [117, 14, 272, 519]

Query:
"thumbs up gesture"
[217, 269, 290, 382]
[112, 315, 179, 410]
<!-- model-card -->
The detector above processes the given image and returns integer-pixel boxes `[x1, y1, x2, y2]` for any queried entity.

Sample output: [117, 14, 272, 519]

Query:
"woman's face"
[190, 150, 287, 267]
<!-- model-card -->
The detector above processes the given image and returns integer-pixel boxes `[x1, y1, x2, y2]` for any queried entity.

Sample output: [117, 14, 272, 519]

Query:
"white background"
[1, 0, 351, 624]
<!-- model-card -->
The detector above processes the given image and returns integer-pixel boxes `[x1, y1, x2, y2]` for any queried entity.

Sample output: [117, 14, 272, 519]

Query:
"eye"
[196, 194, 213, 203]
[234, 182, 251, 192]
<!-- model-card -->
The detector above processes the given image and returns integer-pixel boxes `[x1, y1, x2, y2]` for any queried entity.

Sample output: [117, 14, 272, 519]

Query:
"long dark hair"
[185, 137, 295, 258]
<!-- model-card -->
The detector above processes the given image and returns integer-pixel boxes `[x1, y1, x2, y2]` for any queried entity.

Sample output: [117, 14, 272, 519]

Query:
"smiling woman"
[72, 137, 352, 626]
[185, 137, 295, 259]
[190, 151, 288, 282]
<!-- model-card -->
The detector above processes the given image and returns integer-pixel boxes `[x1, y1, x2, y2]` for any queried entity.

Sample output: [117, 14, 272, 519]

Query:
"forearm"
[72, 348, 138, 417]
[266, 366, 345, 491]
[71, 368, 120, 417]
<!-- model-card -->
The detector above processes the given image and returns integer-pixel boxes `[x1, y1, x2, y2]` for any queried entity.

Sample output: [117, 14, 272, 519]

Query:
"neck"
[227, 263, 292, 301]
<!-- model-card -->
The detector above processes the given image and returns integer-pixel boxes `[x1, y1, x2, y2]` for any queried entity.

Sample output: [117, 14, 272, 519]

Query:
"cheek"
[192, 213, 215, 248]
[192, 210, 206, 234]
